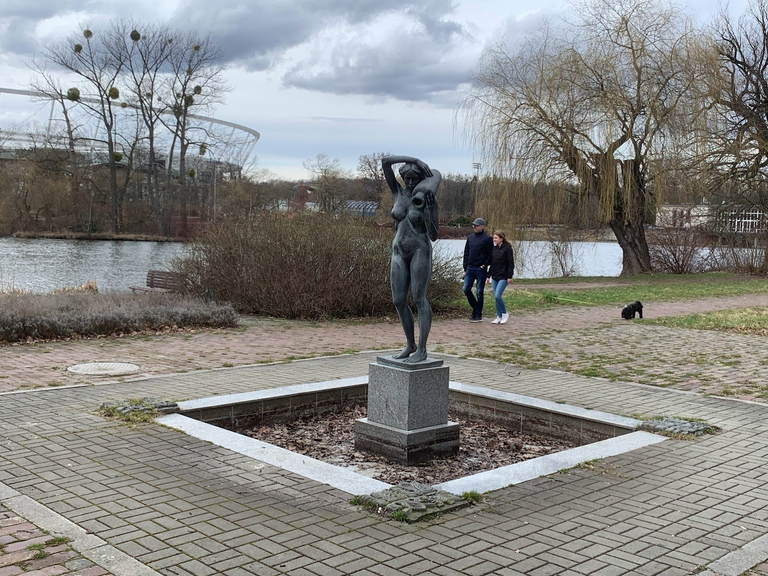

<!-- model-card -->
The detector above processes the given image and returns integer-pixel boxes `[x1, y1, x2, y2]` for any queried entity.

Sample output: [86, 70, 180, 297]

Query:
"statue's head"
[399, 163, 425, 189]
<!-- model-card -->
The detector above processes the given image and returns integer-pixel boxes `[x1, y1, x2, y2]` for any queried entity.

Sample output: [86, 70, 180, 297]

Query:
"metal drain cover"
[67, 362, 141, 376]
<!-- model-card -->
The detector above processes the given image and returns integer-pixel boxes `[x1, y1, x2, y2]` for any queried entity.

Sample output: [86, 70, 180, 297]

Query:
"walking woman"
[381, 155, 441, 363]
[488, 230, 514, 324]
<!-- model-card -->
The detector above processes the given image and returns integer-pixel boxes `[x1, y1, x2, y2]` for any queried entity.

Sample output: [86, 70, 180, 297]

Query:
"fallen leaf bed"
[238, 404, 578, 485]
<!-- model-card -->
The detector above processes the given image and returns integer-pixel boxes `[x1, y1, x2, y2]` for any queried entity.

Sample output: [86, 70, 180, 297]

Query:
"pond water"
[0, 238, 186, 293]
[0, 237, 623, 294]
[434, 239, 623, 279]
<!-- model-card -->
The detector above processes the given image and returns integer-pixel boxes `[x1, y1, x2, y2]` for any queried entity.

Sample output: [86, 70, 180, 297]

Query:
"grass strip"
[646, 307, 768, 336]
[502, 273, 768, 310]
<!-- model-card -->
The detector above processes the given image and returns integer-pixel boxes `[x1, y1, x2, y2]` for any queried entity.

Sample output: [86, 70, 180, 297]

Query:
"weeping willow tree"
[473, 177, 605, 235]
[460, 0, 706, 275]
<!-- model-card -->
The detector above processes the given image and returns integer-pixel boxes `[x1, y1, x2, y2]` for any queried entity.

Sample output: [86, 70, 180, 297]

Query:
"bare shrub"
[647, 226, 710, 274]
[173, 215, 463, 319]
[545, 227, 582, 277]
[428, 252, 464, 313]
[0, 292, 238, 343]
[708, 240, 764, 274]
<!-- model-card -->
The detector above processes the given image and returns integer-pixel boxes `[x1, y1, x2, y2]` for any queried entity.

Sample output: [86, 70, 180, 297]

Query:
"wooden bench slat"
[130, 270, 181, 293]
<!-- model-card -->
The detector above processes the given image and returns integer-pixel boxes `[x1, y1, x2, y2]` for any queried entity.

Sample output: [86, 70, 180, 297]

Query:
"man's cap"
[473, 218, 486, 226]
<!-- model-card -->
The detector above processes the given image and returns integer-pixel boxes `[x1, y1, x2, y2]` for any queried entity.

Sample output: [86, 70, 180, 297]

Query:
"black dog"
[621, 301, 643, 319]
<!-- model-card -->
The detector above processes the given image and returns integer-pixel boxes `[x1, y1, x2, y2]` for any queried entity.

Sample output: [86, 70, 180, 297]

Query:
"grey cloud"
[1, 0, 94, 19]
[281, 8, 475, 103]
[0, 0, 116, 56]
[0, 16, 40, 56]
[2, 0, 476, 103]
[168, 0, 402, 70]
[405, 0, 467, 43]
[285, 61, 471, 104]
[283, 49, 472, 104]
[168, 0, 471, 92]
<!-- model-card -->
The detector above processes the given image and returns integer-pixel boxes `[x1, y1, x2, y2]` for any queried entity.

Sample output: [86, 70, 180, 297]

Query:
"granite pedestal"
[355, 356, 459, 465]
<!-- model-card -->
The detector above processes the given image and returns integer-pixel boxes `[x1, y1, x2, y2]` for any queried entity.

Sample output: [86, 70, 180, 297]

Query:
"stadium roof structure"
[0, 87, 260, 170]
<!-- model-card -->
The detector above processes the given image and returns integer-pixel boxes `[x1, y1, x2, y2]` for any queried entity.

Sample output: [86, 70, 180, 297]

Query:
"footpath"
[3, 292, 768, 575]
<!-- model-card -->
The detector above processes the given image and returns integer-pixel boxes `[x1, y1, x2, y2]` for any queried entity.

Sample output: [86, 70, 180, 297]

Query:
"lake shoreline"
[0, 237, 626, 294]
[9, 231, 183, 242]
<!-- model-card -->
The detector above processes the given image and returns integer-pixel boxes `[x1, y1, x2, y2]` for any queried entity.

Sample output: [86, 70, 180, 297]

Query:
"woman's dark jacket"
[490, 243, 514, 280]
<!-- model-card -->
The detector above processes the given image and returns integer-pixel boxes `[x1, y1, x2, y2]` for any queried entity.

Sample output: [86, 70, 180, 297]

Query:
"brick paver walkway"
[0, 503, 112, 575]
[3, 291, 768, 575]
[4, 292, 768, 396]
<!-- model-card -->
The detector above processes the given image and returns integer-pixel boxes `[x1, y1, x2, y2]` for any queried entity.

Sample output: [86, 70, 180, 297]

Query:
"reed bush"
[173, 215, 463, 319]
[0, 292, 238, 343]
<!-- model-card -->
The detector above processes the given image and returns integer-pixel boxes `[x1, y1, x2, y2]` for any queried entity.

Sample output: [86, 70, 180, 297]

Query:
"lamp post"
[472, 162, 481, 212]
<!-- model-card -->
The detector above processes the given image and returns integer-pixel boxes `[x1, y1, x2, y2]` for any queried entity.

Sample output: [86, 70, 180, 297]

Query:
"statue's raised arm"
[382, 156, 433, 193]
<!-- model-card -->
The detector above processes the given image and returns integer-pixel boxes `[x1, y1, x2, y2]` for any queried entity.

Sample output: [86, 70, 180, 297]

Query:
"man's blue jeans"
[492, 278, 508, 317]
[463, 266, 487, 318]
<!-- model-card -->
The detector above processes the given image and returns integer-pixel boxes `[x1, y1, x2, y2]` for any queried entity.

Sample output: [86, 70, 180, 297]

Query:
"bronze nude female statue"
[381, 155, 442, 363]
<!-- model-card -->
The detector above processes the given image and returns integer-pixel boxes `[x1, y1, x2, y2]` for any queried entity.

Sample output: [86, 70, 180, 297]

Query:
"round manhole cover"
[67, 362, 141, 376]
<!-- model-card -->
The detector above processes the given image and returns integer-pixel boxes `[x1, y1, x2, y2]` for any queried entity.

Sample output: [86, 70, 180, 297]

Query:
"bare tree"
[42, 21, 137, 233]
[120, 21, 174, 236]
[160, 31, 229, 237]
[357, 151, 390, 218]
[28, 65, 86, 207]
[303, 154, 352, 213]
[357, 152, 390, 201]
[461, 0, 704, 275]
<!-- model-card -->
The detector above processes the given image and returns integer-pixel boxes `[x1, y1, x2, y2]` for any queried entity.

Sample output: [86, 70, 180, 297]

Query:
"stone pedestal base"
[355, 418, 460, 465]
[355, 355, 459, 465]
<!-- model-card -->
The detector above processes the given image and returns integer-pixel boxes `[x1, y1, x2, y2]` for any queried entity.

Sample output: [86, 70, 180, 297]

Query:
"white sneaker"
[491, 316, 501, 324]
[500, 313, 509, 324]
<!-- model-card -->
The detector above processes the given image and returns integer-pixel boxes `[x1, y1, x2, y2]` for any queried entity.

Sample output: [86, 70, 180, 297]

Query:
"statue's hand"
[416, 159, 433, 178]
[424, 190, 436, 208]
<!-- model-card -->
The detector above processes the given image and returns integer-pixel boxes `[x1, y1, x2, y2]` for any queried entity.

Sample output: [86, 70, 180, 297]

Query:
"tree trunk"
[609, 217, 653, 275]
[179, 148, 188, 238]
[147, 168, 164, 236]
[178, 123, 189, 238]
[146, 130, 165, 236]
[607, 160, 653, 275]
[59, 100, 80, 209]
[108, 154, 119, 234]
[759, 229, 768, 274]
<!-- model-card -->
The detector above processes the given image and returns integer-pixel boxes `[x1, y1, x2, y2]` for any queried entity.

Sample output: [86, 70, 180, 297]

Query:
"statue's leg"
[403, 250, 432, 363]
[391, 254, 415, 359]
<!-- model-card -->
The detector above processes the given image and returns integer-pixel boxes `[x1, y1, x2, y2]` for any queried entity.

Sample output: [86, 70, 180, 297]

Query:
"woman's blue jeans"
[492, 279, 508, 316]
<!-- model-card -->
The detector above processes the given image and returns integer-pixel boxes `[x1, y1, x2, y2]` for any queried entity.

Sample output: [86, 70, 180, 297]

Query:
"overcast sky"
[0, 0, 751, 180]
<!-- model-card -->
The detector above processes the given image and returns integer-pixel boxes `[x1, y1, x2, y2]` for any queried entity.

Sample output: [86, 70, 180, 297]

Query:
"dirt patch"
[238, 404, 579, 486]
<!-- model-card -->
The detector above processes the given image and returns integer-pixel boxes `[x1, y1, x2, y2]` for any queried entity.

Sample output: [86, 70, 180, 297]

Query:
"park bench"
[130, 270, 181, 294]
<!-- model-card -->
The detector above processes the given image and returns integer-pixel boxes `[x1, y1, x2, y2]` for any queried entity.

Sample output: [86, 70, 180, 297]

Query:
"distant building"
[656, 202, 711, 229]
[657, 201, 767, 234]
[341, 200, 379, 218]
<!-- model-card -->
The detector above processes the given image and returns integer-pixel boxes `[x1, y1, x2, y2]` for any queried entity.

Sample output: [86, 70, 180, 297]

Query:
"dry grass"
[0, 291, 238, 343]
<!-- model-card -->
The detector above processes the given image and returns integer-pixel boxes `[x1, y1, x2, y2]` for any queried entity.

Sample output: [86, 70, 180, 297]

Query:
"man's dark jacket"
[463, 230, 493, 271]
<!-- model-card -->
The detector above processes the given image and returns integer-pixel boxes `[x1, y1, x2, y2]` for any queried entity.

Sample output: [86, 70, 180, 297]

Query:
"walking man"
[463, 217, 493, 322]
